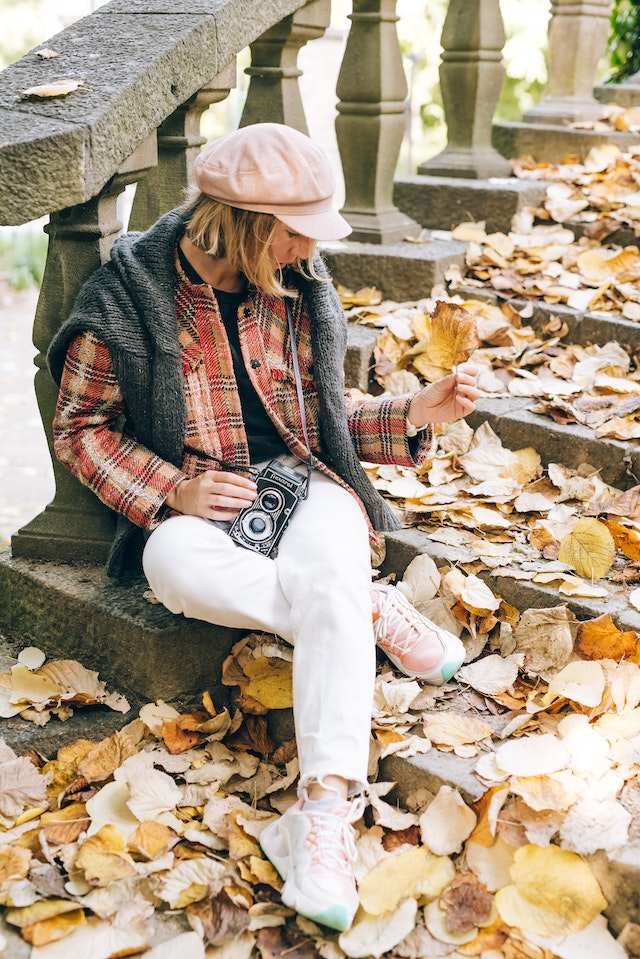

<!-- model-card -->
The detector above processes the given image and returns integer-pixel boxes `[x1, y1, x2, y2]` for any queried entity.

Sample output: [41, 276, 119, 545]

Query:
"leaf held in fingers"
[425, 301, 480, 371]
[558, 518, 615, 579]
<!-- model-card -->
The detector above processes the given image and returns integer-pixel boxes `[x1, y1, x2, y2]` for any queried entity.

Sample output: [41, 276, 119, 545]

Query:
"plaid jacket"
[49, 209, 432, 575]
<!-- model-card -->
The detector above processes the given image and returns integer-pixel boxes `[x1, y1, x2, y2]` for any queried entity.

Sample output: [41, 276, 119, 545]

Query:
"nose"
[294, 235, 312, 259]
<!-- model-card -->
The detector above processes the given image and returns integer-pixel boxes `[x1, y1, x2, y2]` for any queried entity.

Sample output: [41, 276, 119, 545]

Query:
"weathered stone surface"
[345, 323, 379, 392]
[381, 749, 486, 806]
[589, 847, 640, 932]
[492, 119, 640, 164]
[0, 550, 241, 707]
[0, 0, 309, 225]
[394, 174, 547, 234]
[322, 238, 467, 301]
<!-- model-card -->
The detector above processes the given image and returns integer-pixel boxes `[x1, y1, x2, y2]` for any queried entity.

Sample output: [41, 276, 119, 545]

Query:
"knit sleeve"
[53, 331, 186, 529]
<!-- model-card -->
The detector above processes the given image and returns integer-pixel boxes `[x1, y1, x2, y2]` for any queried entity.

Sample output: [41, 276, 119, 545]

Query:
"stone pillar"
[240, 0, 330, 133]
[11, 137, 157, 566]
[524, 0, 613, 124]
[335, 0, 420, 244]
[130, 64, 236, 232]
[419, 0, 512, 179]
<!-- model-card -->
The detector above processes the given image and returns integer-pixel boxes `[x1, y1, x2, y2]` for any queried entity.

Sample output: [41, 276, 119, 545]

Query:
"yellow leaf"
[20, 78, 84, 99]
[558, 518, 615, 579]
[426, 301, 480, 371]
[359, 845, 455, 915]
[73, 824, 137, 887]
[127, 820, 178, 860]
[242, 657, 293, 710]
[495, 843, 606, 937]
[21, 909, 86, 947]
[9, 665, 60, 705]
[0, 845, 31, 891]
[5, 898, 81, 928]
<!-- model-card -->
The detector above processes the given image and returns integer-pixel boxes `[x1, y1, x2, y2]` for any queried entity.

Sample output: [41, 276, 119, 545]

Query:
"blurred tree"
[0, 0, 42, 68]
[608, 0, 640, 81]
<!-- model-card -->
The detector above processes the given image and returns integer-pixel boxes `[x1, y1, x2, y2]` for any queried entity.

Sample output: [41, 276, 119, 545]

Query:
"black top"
[178, 245, 288, 464]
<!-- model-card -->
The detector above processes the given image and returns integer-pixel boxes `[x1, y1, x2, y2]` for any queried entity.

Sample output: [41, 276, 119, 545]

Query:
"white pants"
[142, 466, 376, 794]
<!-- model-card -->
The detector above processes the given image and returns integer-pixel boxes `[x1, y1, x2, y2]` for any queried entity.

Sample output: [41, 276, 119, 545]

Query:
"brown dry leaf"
[423, 712, 493, 748]
[426, 301, 480, 371]
[381, 824, 420, 851]
[227, 714, 274, 757]
[439, 870, 493, 933]
[186, 889, 251, 947]
[73, 823, 137, 887]
[77, 731, 139, 783]
[575, 614, 639, 662]
[20, 78, 84, 99]
[494, 843, 607, 937]
[358, 844, 455, 915]
[469, 786, 510, 847]
[162, 719, 202, 754]
[557, 518, 616, 579]
[512, 606, 574, 674]
[40, 802, 90, 845]
[226, 811, 262, 860]
[442, 567, 500, 616]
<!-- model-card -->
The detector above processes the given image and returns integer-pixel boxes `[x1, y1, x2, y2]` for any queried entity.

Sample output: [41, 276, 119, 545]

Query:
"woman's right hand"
[165, 470, 258, 520]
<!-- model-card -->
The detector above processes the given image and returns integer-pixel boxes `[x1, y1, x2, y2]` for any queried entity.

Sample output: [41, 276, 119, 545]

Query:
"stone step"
[393, 173, 547, 234]
[492, 119, 640, 164]
[322, 235, 467, 302]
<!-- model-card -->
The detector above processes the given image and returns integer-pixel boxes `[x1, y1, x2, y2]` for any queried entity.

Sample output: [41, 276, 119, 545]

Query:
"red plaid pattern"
[53, 259, 432, 531]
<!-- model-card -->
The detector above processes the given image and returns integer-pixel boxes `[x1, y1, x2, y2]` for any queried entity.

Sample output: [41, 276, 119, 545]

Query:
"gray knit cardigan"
[48, 208, 400, 578]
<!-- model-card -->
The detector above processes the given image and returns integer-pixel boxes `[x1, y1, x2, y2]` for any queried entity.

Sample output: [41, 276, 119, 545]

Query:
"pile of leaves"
[1, 563, 639, 959]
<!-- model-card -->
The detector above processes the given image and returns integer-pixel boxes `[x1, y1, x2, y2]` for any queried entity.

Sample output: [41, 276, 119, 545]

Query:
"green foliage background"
[608, 0, 640, 82]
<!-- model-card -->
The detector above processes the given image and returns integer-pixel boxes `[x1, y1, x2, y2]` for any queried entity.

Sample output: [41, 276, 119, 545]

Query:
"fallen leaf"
[575, 614, 639, 662]
[439, 870, 493, 932]
[358, 844, 454, 915]
[558, 518, 616, 579]
[339, 898, 418, 958]
[20, 78, 84, 99]
[494, 843, 607, 937]
[418, 786, 477, 855]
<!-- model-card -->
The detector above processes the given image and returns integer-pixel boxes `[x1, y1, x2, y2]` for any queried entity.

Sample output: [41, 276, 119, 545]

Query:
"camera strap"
[286, 298, 315, 497]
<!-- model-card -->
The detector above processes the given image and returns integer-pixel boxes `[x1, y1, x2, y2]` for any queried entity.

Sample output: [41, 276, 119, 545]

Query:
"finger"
[208, 470, 258, 492]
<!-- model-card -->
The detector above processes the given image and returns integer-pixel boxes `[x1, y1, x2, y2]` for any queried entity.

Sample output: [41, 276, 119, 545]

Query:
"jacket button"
[250, 359, 261, 369]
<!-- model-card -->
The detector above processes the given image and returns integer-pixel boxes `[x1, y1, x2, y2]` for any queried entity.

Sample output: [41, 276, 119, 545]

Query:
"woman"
[48, 123, 479, 932]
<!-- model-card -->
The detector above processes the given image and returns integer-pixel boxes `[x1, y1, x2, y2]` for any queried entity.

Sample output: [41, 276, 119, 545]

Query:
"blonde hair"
[183, 191, 322, 297]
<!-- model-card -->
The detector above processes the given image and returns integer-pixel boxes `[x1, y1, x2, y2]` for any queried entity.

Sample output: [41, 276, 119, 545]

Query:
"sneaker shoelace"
[373, 589, 440, 658]
[305, 811, 357, 875]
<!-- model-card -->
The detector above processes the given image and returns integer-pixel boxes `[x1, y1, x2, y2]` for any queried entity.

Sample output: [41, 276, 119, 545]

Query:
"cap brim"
[276, 209, 352, 242]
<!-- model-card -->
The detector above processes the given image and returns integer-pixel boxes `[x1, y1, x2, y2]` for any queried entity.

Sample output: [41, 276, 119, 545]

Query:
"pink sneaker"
[259, 797, 361, 931]
[371, 583, 465, 684]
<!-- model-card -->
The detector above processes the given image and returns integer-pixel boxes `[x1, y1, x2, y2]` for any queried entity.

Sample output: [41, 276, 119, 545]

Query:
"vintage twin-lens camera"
[229, 460, 308, 556]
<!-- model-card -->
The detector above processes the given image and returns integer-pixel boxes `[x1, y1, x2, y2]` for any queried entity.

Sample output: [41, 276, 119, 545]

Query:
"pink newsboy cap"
[193, 122, 351, 241]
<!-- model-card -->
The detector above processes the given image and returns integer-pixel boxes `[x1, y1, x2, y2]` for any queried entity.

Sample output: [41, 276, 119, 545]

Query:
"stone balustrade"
[0, 0, 618, 567]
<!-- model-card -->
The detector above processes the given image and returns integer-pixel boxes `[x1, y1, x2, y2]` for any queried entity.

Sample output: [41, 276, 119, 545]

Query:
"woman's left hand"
[408, 362, 480, 427]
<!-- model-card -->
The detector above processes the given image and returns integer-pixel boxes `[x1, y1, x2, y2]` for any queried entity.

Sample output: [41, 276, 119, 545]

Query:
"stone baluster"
[12, 137, 157, 566]
[524, 0, 613, 124]
[335, 0, 419, 244]
[129, 64, 237, 232]
[419, 0, 512, 178]
[240, 0, 330, 133]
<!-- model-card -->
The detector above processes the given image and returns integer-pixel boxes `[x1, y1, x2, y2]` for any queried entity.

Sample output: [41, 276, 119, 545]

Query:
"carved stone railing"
[0, 0, 621, 568]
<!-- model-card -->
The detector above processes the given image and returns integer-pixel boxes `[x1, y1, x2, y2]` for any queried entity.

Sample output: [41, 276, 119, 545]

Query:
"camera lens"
[241, 510, 274, 542]
[261, 490, 283, 511]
